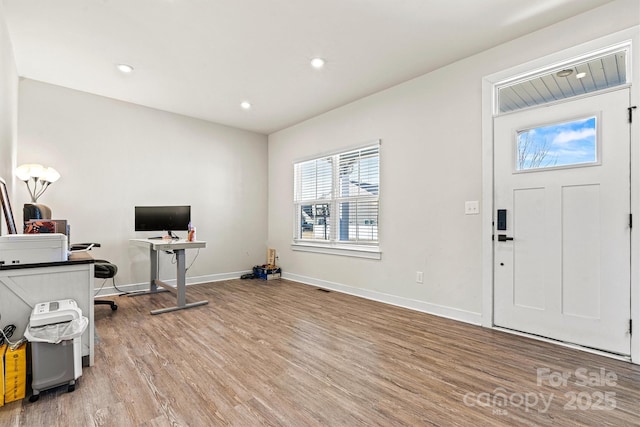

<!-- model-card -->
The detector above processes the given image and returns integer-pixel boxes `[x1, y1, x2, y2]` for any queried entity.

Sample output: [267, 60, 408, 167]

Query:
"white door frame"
[481, 26, 640, 364]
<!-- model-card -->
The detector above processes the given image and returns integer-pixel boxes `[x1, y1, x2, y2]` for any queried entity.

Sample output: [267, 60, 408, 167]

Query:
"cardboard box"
[267, 248, 277, 266]
[0, 344, 6, 407]
[253, 265, 281, 280]
[4, 343, 27, 403]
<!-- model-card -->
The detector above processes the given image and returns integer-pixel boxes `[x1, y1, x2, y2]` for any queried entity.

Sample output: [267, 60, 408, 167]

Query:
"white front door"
[494, 88, 631, 356]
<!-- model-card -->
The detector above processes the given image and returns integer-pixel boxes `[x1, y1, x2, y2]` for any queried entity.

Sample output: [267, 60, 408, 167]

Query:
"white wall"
[17, 80, 268, 288]
[268, 0, 640, 324]
[0, 2, 18, 219]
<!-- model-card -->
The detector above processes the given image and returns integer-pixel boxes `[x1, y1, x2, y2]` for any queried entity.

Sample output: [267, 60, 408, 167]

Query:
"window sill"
[291, 242, 381, 259]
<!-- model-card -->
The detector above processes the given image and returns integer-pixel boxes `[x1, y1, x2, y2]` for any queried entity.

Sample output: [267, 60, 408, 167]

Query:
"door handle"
[497, 234, 514, 242]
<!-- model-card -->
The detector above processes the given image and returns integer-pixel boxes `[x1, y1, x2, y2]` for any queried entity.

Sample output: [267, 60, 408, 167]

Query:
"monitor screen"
[134, 206, 191, 232]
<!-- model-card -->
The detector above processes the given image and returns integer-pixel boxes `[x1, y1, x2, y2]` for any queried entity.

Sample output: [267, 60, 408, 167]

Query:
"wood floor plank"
[0, 278, 638, 426]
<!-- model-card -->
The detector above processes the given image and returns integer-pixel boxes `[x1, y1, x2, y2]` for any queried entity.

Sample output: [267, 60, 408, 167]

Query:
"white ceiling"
[2, 0, 617, 134]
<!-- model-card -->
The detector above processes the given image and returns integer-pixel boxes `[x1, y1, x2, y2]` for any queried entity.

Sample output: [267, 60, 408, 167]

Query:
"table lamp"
[15, 164, 60, 203]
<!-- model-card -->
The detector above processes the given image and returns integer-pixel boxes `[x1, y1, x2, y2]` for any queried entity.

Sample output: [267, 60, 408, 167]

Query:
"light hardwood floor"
[1, 278, 639, 426]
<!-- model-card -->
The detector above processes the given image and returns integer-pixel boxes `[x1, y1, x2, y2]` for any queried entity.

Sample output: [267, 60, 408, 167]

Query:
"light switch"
[465, 201, 480, 215]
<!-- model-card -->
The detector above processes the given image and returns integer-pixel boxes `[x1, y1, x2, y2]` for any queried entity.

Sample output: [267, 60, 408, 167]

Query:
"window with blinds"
[294, 142, 380, 248]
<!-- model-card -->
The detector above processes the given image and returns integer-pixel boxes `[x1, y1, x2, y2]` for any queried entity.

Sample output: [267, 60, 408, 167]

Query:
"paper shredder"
[24, 299, 87, 402]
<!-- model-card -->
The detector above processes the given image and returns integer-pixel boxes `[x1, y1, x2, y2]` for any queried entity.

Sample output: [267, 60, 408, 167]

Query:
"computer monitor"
[134, 205, 191, 237]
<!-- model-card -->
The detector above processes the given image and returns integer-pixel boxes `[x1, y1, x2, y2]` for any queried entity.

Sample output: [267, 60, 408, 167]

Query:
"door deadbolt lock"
[497, 234, 514, 242]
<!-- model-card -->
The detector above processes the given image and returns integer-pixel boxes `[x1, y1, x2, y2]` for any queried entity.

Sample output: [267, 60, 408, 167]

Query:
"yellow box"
[4, 343, 26, 403]
[0, 344, 6, 407]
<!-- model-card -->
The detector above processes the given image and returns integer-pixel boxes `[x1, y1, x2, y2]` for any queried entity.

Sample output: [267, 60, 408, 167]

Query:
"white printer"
[0, 233, 68, 266]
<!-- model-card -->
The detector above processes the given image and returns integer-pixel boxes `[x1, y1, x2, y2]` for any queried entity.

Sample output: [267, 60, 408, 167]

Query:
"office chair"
[23, 203, 51, 229]
[24, 204, 118, 311]
[70, 243, 119, 311]
[94, 261, 118, 310]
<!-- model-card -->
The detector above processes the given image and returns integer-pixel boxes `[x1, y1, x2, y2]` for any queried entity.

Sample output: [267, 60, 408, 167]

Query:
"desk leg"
[149, 248, 208, 315]
[128, 247, 169, 298]
[176, 249, 186, 307]
[150, 246, 159, 292]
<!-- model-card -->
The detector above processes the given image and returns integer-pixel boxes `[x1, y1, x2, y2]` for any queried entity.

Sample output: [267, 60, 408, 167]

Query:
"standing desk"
[129, 239, 207, 315]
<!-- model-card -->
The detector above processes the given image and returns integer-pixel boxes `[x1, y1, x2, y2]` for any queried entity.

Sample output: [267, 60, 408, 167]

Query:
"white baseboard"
[282, 272, 482, 326]
[94, 270, 251, 297]
[97, 270, 482, 326]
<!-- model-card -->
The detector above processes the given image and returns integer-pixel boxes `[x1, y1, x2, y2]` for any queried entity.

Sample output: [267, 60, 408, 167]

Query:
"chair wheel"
[111, 304, 118, 311]
[29, 394, 39, 402]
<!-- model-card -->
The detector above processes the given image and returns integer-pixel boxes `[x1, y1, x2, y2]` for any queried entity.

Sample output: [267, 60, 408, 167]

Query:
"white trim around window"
[292, 140, 381, 258]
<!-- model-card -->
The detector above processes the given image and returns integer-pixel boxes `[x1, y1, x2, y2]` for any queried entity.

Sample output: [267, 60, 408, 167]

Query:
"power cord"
[0, 324, 16, 346]
[169, 248, 201, 272]
[0, 312, 22, 349]
[94, 275, 133, 297]
[110, 276, 130, 295]
[94, 277, 108, 297]
[186, 248, 201, 272]
[3, 328, 26, 350]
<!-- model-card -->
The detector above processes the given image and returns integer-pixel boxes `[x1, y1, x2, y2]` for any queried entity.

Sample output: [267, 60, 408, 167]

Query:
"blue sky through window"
[517, 117, 597, 170]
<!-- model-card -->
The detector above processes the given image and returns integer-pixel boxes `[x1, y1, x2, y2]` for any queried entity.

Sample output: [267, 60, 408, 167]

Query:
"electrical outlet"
[465, 200, 480, 215]
[416, 271, 423, 283]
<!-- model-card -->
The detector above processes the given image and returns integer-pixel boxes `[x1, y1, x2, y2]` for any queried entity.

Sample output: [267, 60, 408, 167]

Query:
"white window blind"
[294, 142, 380, 249]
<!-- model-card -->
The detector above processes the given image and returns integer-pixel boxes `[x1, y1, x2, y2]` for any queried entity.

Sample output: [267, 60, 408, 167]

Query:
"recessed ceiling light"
[310, 57, 325, 69]
[556, 69, 573, 78]
[240, 101, 252, 110]
[576, 72, 587, 79]
[116, 63, 134, 73]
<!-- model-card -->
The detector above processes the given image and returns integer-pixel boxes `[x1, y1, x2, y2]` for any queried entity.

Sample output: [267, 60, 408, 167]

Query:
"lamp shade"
[15, 164, 32, 181]
[27, 164, 45, 179]
[42, 167, 60, 183]
[16, 163, 46, 180]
